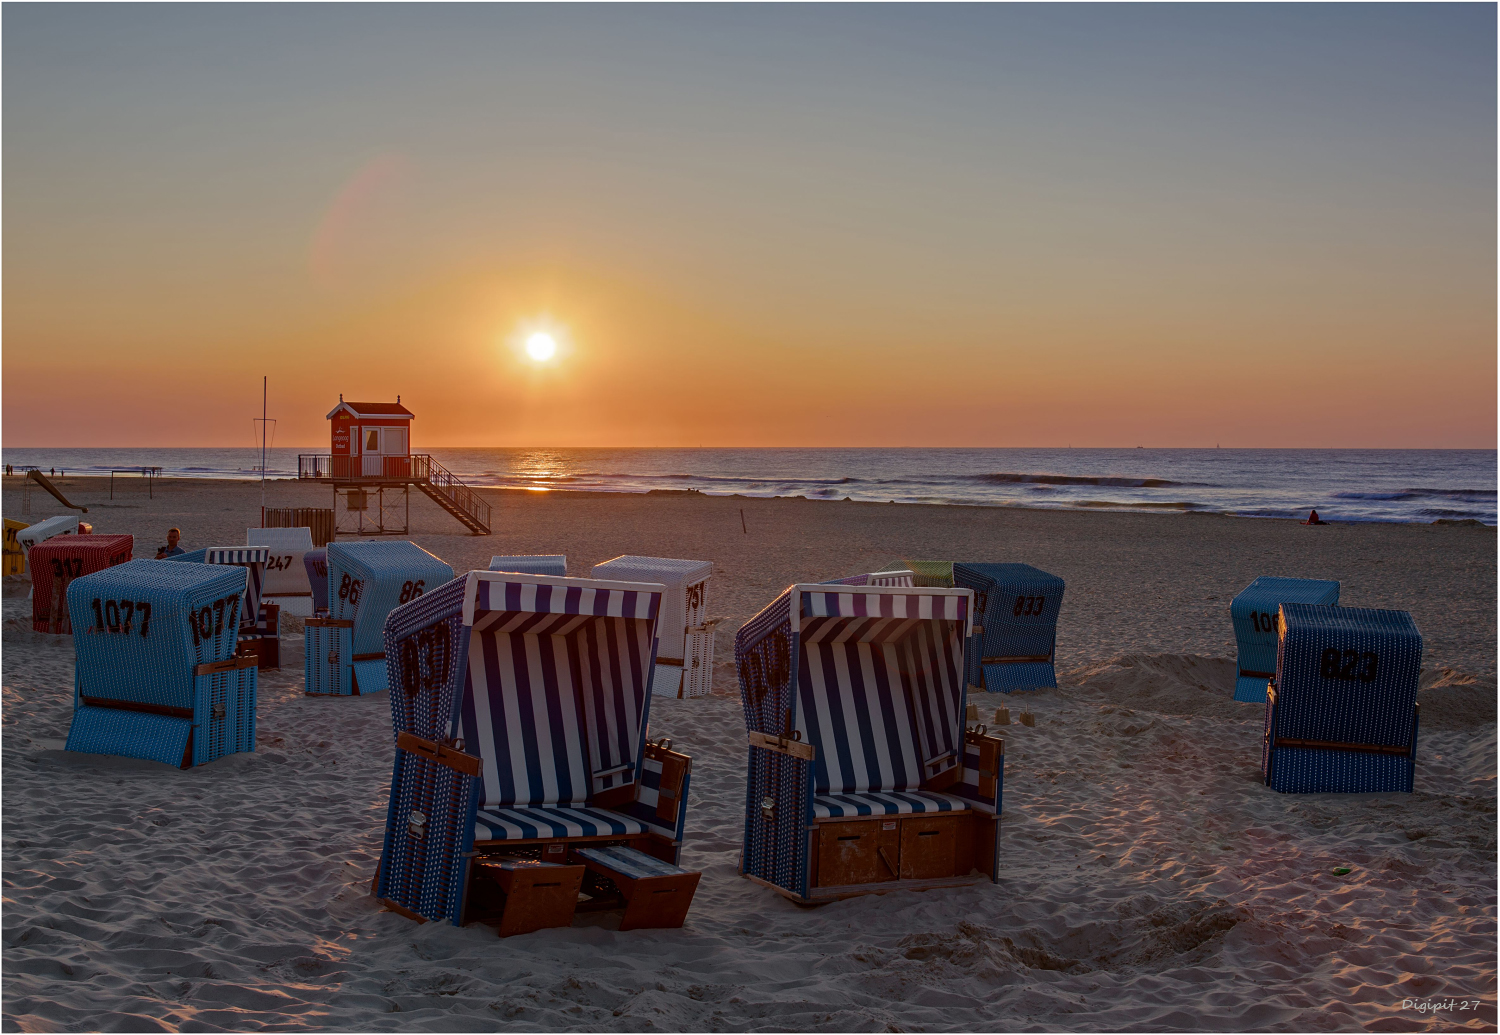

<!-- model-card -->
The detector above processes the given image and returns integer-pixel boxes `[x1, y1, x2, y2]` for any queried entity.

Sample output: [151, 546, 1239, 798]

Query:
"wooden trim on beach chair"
[193, 653, 260, 676]
[982, 655, 1052, 664]
[396, 732, 483, 776]
[748, 730, 816, 760]
[1273, 737, 1412, 757]
[305, 616, 354, 628]
[80, 695, 195, 720]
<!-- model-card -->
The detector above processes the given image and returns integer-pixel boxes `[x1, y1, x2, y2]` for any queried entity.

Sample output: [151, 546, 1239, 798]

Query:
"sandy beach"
[3, 476, 1495, 1032]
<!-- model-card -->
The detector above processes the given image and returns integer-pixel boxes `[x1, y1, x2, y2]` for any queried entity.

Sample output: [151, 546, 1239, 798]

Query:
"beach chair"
[592, 556, 716, 698]
[304, 548, 330, 613]
[29, 534, 134, 633]
[952, 563, 1065, 693]
[168, 546, 279, 668]
[878, 560, 955, 587]
[374, 571, 701, 934]
[310, 541, 453, 696]
[1263, 604, 1421, 794]
[64, 559, 257, 768]
[15, 515, 81, 555]
[735, 582, 1003, 903]
[1231, 577, 1340, 702]
[248, 527, 317, 617]
[489, 555, 567, 577]
[822, 569, 915, 587]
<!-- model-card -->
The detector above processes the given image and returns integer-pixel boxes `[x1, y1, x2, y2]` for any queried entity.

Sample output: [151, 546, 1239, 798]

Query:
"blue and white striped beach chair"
[736, 582, 1003, 903]
[374, 571, 702, 934]
[488, 555, 567, 577]
[1231, 576, 1340, 702]
[64, 560, 258, 768]
[821, 569, 916, 587]
[1263, 603, 1421, 794]
[314, 541, 453, 695]
[952, 563, 1065, 692]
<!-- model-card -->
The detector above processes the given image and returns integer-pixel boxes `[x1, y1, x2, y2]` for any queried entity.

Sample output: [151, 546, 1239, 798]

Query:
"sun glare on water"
[526, 333, 557, 362]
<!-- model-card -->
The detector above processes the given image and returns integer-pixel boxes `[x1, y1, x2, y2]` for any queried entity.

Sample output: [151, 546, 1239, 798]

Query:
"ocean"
[3, 447, 1494, 526]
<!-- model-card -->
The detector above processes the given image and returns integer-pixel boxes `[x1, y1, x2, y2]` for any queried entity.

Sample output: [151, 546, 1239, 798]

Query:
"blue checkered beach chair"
[952, 563, 1065, 693]
[1231, 576, 1340, 702]
[374, 571, 702, 934]
[168, 546, 269, 632]
[736, 582, 1004, 903]
[312, 541, 454, 695]
[1263, 604, 1421, 794]
[304, 548, 329, 613]
[64, 560, 258, 768]
[488, 555, 567, 576]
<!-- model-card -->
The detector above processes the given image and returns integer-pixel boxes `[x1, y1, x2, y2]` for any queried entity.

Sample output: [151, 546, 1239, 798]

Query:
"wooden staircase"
[411, 455, 491, 534]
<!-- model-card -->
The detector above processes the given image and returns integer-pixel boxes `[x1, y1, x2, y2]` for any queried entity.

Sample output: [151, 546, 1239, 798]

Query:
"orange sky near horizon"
[4, 7, 1494, 449]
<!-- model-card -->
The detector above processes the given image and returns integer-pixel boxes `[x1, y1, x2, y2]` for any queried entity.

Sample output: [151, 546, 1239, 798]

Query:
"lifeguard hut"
[299, 396, 491, 536]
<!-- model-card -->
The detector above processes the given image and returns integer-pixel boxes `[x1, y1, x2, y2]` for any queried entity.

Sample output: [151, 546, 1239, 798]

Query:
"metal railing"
[411, 454, 491, 532]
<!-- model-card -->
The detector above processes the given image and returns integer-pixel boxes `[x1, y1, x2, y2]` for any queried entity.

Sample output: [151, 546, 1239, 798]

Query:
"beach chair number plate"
[398, 580, 426, 603]
[398, 625, 451, 698]
[186, 595, 241, 646]
[1320, 649, 1379, 683]
[1012, 595, 1045, 617]
[338, 575, 364, 605]
[265, 554, 296, 571]
[89, 598, 153, 637]
[49, 557, 84, 578]
[1249, 611, 1277, 633]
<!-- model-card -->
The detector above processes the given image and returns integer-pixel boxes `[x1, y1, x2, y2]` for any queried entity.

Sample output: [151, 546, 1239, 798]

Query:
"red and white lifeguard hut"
[328, 396, 414, 481]
[300, 396, 490, 536]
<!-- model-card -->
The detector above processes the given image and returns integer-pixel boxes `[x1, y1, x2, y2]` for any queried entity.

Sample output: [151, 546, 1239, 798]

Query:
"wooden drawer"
[816, 819, 899, 887]
[900, 815, 961, 880]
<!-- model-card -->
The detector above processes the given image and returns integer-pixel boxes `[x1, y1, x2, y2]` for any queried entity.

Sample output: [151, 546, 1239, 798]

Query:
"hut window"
[366, 430, 380, 452]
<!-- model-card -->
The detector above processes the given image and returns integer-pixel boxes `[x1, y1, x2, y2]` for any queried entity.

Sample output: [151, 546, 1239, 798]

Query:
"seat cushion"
[812, 790, 968, 820]
[474, 805, 648, 842]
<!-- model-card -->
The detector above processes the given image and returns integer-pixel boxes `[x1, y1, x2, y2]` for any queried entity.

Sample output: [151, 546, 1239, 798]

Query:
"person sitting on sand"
[155, 528, 185, 559]
[1303, 509, 1326, 525]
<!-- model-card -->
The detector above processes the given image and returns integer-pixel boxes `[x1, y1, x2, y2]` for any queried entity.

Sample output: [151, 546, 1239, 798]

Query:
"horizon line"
[2, 445, 1496, 453]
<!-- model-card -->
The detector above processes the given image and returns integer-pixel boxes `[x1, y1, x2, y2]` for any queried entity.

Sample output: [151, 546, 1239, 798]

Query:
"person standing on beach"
[155, 528, 185, 559]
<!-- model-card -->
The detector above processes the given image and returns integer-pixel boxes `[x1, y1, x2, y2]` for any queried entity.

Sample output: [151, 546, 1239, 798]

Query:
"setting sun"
[526, 333, 557, 362]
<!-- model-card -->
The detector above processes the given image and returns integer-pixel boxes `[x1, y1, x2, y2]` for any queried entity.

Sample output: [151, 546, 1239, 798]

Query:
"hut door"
[362, 429, 382, 477]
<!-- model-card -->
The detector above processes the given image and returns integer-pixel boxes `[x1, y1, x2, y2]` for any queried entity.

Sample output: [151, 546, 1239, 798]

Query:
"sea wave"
[1404, 487, 1497, 498]
[972, 472, 1198, 488]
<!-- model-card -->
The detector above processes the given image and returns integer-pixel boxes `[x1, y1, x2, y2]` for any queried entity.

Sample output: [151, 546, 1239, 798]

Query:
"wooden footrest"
[573, 846, 700, 931]
[472, 858, 585, 937]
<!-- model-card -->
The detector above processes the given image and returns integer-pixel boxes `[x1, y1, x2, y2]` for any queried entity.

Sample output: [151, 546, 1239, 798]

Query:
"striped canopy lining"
[822, 572, 914, 588]
[793, 615, 966, 794]
[801, 589, 968, 623]
[472, 578, 660, 621]
[458, 609, 654, 809]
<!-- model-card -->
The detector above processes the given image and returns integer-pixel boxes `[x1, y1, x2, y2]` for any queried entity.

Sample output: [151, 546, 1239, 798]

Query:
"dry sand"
[2, 477, 1495, 1031]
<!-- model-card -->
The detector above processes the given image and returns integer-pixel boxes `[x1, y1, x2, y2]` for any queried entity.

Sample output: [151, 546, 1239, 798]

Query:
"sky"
[3, 4, 1494, 449]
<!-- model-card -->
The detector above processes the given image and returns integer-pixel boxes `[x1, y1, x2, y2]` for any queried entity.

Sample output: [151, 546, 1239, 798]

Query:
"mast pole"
[261, 375, 267, 520]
